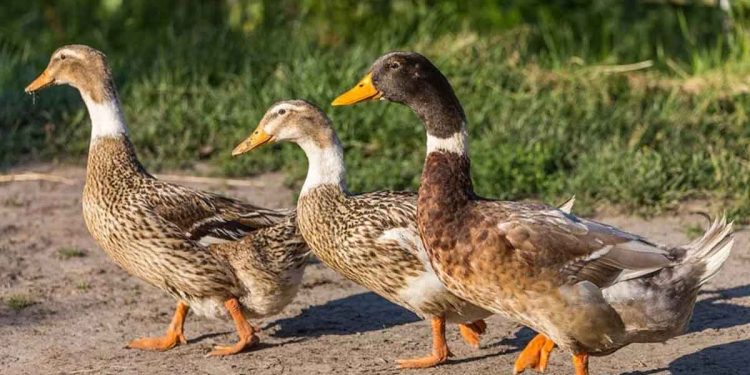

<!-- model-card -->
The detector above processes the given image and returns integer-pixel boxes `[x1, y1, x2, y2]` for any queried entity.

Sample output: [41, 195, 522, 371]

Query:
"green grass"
[5, 294, 35, 311]
[57, 247, 87, 260]
[76, 281, 91, 291]
[1, 1, 749, 220]
[3, 197, 25, 208]
[684, 222, 707, 240]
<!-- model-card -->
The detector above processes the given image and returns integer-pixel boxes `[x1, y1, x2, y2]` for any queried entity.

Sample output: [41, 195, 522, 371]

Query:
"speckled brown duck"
[332, 51, 735, 375]
[25, 45, 309, 356]
[231, 99, 491, 368]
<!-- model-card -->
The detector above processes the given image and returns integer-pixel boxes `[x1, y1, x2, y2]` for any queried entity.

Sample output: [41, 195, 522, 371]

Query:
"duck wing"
[479, 201, 681, 288]
[143, 180, 291, 245]
[345, 190, 423, 259]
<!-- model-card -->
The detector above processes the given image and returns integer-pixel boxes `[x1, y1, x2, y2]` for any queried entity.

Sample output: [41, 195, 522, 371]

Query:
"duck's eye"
[278, 109, 286, 115]
[388, 62, 400, 70]
[60, 54, 66, 61]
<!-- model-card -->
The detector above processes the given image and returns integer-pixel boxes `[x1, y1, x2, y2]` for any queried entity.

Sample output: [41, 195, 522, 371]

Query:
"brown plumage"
[232, 100, 491, 369]
[333, 51, 735, 375]
[26, 45, 309, 356]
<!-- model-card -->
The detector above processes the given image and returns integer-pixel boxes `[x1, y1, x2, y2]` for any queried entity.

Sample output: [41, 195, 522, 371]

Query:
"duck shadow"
[481, 326, 535, 354]
[667, 339, 750, 375]
[688, 284, 750, 333]
[266, 292, 420, 338]
[621, 339, 750, 375]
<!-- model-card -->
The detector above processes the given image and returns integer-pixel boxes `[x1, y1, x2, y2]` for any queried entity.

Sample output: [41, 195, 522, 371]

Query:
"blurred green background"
[1, 0, 749, 218]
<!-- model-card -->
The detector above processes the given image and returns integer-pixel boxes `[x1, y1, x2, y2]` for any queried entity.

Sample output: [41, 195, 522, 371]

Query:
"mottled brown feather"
[83, 135, 308, 319]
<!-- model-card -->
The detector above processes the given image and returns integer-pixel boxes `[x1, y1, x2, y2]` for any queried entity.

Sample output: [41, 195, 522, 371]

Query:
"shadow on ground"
[621, 339, 750, 375]
[689, 284, 750, 333]
[267, 292, 420, 338]
[668, 339, 750, 375]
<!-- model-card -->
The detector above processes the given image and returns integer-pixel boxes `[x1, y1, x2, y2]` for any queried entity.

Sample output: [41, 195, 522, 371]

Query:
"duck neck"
[81, 81, 129, 144]
[409, 90, 474, 200]
[80, 80, 148, 182]
[298, 133, 348, 196]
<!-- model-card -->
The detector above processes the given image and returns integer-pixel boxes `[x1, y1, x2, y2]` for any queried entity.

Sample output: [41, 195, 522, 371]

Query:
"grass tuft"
[57, 247, 87, 260]
[5, 294, 35, 311]
[3, 197, 25, 208]
[76, 281, 91, 291]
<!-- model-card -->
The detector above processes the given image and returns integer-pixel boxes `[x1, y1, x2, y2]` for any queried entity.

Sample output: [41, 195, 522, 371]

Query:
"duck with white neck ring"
[333, 51, 734, 375]
[25, 45, 311, 357]
[232, 99, 492, 369]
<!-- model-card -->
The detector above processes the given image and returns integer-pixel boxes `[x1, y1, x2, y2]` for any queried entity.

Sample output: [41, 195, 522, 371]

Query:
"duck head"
[332, 52, 465, 139]
[233, 100, 346, 194]
[332, 52, 457, 106]
[25, 44, 115, 103]
[232, 100, 336, 155]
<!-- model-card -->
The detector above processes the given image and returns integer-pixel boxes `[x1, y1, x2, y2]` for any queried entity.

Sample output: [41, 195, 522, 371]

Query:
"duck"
[24, 45, 310, 356]
[332, 51, 735, 375]
[231, 99, 492, 369]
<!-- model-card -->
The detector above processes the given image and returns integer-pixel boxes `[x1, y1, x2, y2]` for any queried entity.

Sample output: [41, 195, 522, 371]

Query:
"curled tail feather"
[682, 215, 734, 286]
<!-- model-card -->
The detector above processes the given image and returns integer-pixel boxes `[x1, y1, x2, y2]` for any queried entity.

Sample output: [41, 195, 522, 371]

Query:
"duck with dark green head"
[333, 51, 734, 375]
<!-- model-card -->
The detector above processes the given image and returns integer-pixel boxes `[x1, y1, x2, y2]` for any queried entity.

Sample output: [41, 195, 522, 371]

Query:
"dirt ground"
[1, 165, 748, 375]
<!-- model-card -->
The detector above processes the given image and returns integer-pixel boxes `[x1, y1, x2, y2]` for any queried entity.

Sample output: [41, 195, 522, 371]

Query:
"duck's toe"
[126, 301, 190, 352]
[396, 350, 449, 369]
[206, 334, 259, 357]
[127, 333, 185, 351]
[397, 316, 450, 368]
[513, 333, 556, 374]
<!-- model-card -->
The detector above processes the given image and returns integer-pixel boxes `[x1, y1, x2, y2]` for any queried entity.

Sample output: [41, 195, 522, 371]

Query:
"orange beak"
[232, 127, 274, 156]
[25, 69, 55, 94]
[331, 72, 382, 106]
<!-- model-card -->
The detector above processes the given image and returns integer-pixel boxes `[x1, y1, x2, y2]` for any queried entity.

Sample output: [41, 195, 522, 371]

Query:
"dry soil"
[1, 165, 748, 375]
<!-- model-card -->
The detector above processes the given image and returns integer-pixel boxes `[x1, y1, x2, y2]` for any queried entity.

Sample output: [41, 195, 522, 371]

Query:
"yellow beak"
[232, 128, 274, 156]
[25, 69, 55, 94]
[331, 72, 382, 106]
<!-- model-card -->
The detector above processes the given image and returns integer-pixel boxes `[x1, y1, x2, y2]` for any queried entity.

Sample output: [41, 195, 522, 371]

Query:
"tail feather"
[558, 195, 576, 214]
[682, 215, 734, 286]
[602, 215, 734, 346]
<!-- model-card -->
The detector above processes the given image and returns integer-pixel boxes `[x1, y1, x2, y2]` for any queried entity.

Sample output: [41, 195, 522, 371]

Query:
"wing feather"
[142, 180, 291, 244]
[481, 201, 677, 287]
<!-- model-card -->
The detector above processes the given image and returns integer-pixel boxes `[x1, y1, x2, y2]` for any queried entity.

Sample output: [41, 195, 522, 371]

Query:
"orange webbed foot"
[459, 319, 488, 348]
[396, 316, 450, 369]
[127, 332, 186, 351]
[207, 334, 259, 357]
[127, 301, 189, 352]
[396, 350, 450, 369]
[513, 333, 557, 374]
[206, 298, 259, 357]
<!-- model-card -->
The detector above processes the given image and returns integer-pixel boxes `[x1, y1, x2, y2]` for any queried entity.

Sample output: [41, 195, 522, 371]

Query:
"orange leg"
[513, 333, 557, 374]
[127, 301, 189, 351]
[459, 319, 487, 348]
[572, 352, 589, 375]
[538, 336, 556, 371]
[206, 298, 259, 356]
[397, 316, 450, 369]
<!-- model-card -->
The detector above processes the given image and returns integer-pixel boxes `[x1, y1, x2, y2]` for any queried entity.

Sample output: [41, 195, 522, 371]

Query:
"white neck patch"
[426, 124, 468, 155]
[82, 94, 128, 142]
[298, 137, 347, 195]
